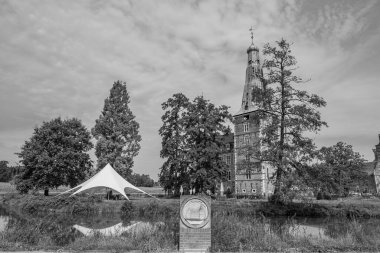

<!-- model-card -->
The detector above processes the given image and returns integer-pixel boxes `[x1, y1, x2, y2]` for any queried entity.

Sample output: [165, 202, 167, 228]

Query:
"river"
[0, 204, 379, 251]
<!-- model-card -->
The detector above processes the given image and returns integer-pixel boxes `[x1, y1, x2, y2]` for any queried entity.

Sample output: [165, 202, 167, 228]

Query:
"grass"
[0, 193, 122, 215]
[0, 182, 17, 194]
[210, 212, 380, 252]
[2, 192, 380, 219]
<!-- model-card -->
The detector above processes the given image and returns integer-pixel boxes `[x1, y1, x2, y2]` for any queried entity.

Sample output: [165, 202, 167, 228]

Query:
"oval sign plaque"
[180, 196, 210, 229]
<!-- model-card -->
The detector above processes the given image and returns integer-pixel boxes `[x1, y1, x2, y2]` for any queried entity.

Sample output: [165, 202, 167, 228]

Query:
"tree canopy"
[253, 39, 327, 203]
[159, 93, 232, 194]
[308, 142, 366, 197]
[16, 117, 93, 195]
[131, 173, 155, 187]
[92, 80, 141, 180]
[0, 161, 10, 182]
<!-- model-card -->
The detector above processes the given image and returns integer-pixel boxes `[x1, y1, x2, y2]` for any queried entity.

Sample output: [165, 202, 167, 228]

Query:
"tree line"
[12, 81, 153, 195]
[158, 38, 370, 201]
[6, 38, 371, 200]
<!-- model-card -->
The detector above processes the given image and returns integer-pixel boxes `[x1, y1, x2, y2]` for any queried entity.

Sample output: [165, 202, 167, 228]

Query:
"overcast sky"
[1, 0, 380, 180]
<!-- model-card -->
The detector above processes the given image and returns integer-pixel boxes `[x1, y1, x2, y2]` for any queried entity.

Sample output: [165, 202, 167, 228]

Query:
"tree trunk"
[272, 67, 286, 204]
[44, 188, 49, 196]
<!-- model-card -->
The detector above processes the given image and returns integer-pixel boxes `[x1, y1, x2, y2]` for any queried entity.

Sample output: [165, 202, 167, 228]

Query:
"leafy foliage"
[0, 161, 11, 182]
[253, 39, 327, 203]
[130, 173, 154, 187]
[16, 118, 93, 194]
[158, 93, 190, 194]
[159, 93, 232, 194]
[92, 80, 141, 179]
[307, 142, 366, 197]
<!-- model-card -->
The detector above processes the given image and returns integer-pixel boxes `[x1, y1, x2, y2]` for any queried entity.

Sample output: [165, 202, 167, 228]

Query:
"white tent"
[60, 163, 154, 200]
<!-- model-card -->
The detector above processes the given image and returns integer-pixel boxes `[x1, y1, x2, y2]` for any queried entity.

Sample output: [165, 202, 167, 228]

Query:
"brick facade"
[221, 41, 275, 198]
[373, 135, 380, 193]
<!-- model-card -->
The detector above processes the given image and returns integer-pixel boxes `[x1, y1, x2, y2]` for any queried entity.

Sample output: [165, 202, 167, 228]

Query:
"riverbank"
[1, 193, 380, 219]
[0, 200, 380, 252]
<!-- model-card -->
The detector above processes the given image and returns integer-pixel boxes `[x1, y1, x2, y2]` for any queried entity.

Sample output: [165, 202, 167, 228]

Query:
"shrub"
[224, 188, 234, 198]
[120, 201, 135, 223]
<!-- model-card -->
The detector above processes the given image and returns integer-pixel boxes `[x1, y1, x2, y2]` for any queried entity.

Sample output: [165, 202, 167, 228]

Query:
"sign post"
[179, 195, 211, 252]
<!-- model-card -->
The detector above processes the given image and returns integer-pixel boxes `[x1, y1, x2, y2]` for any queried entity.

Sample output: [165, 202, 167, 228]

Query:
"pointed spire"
[249, 26, 254, 45]
[234, 27, 263, 116]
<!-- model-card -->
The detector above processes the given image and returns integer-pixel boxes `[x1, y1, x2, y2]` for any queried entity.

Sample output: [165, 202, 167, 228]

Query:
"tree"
[185, 96, 232, 193]
[158, 93, 189, 194]
[131, 173, 154, 187]
[0, 161, 11, 182]
[158, 94, 232, 195]
[308, 142, 366, 197]
[254, 39, 327, 203]
[16, 118, 93, 195]
[92, 81, 141, 179]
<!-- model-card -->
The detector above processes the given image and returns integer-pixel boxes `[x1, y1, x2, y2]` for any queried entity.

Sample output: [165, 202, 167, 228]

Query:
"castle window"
[226, 155, 231, 165]
[243, 123, 249, 132]
[244, 135, 250, 144]
[228, 171, 231, 181]
[246, 170, 251, 179]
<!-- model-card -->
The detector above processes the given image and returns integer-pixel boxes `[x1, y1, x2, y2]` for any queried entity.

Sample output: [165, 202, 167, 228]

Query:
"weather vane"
[249, 26, 254, 44]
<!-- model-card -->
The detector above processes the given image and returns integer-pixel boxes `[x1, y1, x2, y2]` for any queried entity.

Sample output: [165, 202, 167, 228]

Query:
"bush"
[137, 200, 178, 220]
[224, 188, 234, 198]
[317, 191, 331, 200]
[120, 201, 135, 223]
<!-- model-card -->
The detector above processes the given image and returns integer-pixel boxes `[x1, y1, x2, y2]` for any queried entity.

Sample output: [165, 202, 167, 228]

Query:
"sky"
[1, 0, 380, 180]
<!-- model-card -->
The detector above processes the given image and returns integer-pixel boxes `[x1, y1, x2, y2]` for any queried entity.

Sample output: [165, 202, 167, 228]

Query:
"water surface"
[0, 204, 379, 250]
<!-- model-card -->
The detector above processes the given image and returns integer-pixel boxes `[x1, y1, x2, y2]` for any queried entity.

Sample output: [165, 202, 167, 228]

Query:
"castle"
[220, 37, 380, 197]
[373, 135, 380, 193]
[221, 37, 275, 197]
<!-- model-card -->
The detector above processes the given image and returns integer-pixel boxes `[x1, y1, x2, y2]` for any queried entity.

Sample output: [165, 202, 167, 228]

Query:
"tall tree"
[254, 39, 327, 203]
[185, 96, 232, 193]
[16, 118, 93, 195]
[158, 93, 189, 194]
[158, 94, 231, 194]
[92, 81, 141, 179]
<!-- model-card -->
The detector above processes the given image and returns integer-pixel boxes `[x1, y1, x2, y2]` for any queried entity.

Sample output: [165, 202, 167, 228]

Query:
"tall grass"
[1, 196, 380, 251]
[211, 211, 380, 252]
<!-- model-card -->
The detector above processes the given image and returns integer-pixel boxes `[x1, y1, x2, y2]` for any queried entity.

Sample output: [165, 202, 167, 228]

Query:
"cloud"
[1, 0, 380, 179]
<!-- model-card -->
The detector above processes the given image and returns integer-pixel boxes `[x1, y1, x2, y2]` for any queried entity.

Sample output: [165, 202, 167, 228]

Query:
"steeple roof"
[234, 37, 263, 116]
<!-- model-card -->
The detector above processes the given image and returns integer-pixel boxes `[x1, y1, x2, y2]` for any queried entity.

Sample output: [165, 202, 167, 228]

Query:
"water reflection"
[0, 204, 379, 249]
[73, 221, 160, 236]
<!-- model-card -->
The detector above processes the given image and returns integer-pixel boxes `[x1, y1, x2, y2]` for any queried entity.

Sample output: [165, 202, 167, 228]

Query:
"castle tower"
[373, 135, 380, 193]
[233, 31, 273, 197]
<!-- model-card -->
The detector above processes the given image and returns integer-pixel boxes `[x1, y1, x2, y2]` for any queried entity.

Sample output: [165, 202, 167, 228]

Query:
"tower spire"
[249, 26, 254, 45]
[234, 28, 262, 116]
